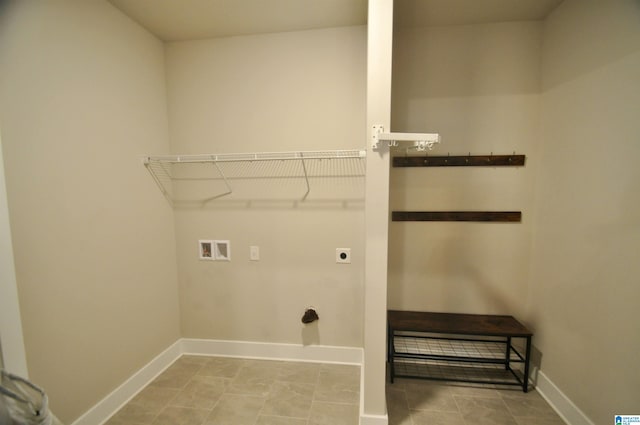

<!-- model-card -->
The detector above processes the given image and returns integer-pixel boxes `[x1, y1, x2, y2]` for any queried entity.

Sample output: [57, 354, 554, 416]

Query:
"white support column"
[362, 0, 393, 423]
[0, 129, 29, 376]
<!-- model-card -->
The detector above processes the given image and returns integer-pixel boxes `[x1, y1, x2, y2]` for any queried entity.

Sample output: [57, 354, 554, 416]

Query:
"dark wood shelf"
[393, 154, 525, 167]
[388, 310, 532, 337]
[392, 211, 521, 222]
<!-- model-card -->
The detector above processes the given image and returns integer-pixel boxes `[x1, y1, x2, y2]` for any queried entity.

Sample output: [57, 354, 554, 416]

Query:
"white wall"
[528, 1, 640, 423]
[0, 1, 180, 422]
[165, 27, 367, 347]
[389, 21, 541, 317]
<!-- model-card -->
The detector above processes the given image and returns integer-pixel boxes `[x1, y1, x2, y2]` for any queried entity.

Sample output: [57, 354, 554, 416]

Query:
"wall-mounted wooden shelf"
[393, 154, 525, 167]
[392, 211, 522, 222]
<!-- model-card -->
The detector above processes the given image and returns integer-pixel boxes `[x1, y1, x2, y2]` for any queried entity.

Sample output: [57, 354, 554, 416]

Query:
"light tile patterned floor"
[387, 377, 567, 425]
[105, 356, 360, 425]
[105, 355, 565, 425]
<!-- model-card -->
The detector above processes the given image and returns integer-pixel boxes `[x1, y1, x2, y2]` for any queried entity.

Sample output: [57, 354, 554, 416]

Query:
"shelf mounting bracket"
[371, 125, 441, 152]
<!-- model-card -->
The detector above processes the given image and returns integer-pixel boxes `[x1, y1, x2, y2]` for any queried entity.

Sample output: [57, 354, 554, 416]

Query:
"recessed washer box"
[214, 240, 231, 261]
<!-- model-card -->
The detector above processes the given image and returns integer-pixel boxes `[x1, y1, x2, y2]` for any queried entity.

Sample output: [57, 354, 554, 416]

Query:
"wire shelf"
[146, 150, 366, 163]
[391, 334, 527, 387]
[393, 359, 524, 385]
[393, 334, 522, 362]
[143, 150, 366, 205]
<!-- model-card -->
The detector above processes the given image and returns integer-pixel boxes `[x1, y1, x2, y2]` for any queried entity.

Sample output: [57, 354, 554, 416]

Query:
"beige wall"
[1, 1, 636, 424]
[0, 1, 180, 422]
[389, 22, 541, 316]
[165, 27, 366, 347]
[527, 0, 640, 423]
[390, 6, 640, 421]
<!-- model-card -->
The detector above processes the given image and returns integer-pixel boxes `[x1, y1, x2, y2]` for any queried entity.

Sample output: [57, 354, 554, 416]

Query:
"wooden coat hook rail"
[393, 154, 525, 167]
[392, 211, 522, 223]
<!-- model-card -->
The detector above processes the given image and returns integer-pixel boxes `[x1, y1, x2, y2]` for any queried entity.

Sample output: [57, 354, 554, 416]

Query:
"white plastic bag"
[0, 370, 61, 425]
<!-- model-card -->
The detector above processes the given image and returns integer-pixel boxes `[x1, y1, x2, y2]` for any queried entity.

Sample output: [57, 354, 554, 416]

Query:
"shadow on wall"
[541, 0, 640, 90]
[388, 226, 515, 312]
[528, 344, 544, 387]
[172, 198, 365, 211]
[391, 21, 542, 134]
[388, 158, 525, 315]
[443, 234, 515, 314]
[301, 321, 320, 346]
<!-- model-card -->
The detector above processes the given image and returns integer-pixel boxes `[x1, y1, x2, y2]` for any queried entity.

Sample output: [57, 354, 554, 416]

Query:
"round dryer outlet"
[336, 248, 351, 264]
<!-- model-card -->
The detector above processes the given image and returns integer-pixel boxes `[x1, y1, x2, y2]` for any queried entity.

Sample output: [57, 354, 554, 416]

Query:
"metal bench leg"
[387, 325, 395, 383]
[505, 336, 511, 371]
[523, 335, 532, 392]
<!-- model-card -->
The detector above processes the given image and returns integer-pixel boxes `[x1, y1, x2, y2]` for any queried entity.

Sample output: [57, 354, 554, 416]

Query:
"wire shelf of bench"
[143, 149, 366, 205]
[393, 359, 525, 386]
[390, 333, 529, 389]
[393, 334, 526, 364]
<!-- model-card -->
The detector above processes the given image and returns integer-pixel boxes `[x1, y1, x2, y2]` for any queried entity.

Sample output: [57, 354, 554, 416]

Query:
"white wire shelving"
[143, 149, 367, 206]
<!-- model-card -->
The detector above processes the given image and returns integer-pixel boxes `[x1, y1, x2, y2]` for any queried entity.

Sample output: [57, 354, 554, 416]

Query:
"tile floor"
[105, 355, 565, 425]
[105, 355, 360, 425]
[387, 377, 566, 425]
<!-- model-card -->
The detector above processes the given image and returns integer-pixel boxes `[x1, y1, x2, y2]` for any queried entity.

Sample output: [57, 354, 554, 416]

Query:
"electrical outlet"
[250, 245, 260, 261]
[336, 248, 351, 264]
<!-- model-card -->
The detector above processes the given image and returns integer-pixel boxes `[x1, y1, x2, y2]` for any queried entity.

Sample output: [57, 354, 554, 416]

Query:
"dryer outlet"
[336, 248, 351, 264]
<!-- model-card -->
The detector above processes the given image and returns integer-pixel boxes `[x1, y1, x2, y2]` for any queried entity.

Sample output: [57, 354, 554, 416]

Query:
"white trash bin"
[0, 370, 63, 425]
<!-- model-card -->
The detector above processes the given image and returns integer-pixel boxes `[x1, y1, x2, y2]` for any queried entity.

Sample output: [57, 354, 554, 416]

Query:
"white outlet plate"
[336, 248, 351, 264]
[250, 246, 259, 261]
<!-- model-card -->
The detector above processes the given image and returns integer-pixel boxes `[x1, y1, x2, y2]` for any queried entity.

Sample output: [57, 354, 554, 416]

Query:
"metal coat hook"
[392, 152, 526, 168]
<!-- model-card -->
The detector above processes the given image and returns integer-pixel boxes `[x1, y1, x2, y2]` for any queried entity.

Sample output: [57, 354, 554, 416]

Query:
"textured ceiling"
[108, 0, 563, 42]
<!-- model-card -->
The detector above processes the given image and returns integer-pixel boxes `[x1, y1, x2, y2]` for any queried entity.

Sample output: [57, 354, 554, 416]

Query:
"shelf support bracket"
[371, 125, 441, 151]
[212, 161, 233, 199]
[300, 157, 310, 201]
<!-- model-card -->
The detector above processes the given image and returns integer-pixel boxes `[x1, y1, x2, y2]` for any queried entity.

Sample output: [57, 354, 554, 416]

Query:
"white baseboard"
[359, 413, 389, 425]
[71, 338, 363, 425]
[181, 338, 363, 365]
[535, 370, 595, 425]
[358, 360, 389, 425]
[71, 340, 182, 425]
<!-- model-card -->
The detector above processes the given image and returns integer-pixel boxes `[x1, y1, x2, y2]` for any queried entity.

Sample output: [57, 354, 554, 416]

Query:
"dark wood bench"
[387, 310, 533, 392]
